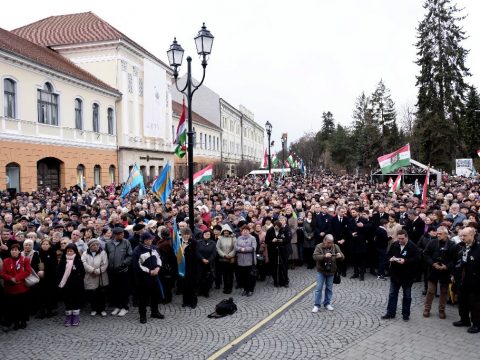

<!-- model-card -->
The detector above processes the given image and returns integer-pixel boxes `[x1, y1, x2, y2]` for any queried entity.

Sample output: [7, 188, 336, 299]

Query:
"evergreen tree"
[329, 124, 355, 170]
[462, 86, 480, 157]
[370, 79, 397, 135]
[320, 111, 335, 138]
[413, 0, 471, 170]
[352, 92, 382, 170]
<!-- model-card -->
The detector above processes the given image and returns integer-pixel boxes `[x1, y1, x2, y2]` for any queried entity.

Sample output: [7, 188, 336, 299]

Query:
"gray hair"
[324, 234, 334, 242]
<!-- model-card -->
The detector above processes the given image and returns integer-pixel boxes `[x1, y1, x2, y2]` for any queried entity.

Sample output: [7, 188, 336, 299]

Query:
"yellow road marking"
[207, 281, 317, 360]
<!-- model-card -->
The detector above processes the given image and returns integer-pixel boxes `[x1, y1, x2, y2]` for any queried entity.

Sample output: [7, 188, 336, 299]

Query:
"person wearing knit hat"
[197, 229, 216, 298]
[132, 231, 164, 323]
[57, 244, 85, 326]
[82, 238, 108, 317]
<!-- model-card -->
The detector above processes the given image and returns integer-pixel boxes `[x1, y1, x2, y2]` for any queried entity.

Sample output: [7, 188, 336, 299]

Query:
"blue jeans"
[313, 272, 334, 307]
[386, 278, 413, 317]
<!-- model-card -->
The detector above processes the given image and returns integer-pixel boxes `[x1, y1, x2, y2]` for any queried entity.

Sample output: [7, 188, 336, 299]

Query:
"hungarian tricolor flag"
[477, 149, 480, 158]
[377, 144, 411, 174]
[260, 149, 268, 169]
[421, 167, 430, 208]
[184, 164, 213, 190]
[265, 172, 272, 187]
[174, 98, 187, 158]
[387, 177, 393, 188]
[388, 174, 401, 194]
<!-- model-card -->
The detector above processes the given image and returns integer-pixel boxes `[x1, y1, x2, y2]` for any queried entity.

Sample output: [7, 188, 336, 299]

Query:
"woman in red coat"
[0, 243, 31, 331]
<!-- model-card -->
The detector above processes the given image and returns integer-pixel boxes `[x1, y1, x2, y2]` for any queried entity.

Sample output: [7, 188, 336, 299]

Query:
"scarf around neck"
[59, 254, 76, 289]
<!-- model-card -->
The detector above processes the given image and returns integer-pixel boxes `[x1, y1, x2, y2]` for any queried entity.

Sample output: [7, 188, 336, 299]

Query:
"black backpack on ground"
[208, 298, 237, 318]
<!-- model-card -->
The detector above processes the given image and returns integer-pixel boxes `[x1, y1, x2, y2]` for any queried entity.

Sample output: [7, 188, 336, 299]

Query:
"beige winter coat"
[81, 249, 109, 290]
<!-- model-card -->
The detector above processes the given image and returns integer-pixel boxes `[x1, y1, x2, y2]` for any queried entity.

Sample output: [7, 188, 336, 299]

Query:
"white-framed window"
[4, 78, 16, 118]
[92, 103, 100, 132]
[37, 82, 58, 125]
[75, 98, 83, 129]
[107, 107, 114, 135]
[94, 165, 101, 185]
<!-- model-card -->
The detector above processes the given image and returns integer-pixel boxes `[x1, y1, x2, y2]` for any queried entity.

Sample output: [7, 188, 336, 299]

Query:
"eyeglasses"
[60, 242, 68, 245]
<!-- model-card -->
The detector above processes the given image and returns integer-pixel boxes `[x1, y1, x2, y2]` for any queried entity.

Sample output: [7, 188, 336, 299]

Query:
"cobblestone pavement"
[1, 267, 477, 360]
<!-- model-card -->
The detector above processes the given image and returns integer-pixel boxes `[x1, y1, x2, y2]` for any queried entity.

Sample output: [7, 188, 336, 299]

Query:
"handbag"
[333, 271, 341, 285]
[249, 250, 257, 278]
[25, 268, 40, 287]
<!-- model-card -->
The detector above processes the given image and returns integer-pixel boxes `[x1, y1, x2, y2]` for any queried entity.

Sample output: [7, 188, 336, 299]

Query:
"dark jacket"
[457, 240, 480, 293]
[313, 243, 344, 276]
[105, 239, 132, 273]
[405, 217, 425, 244]
[265, 225, 291, 258]
[423, 238, 456, 283]
[387, 240, 421, 281]
[132, 243, 161, 286]
[313, 212, 332, 240]
[57, 255, 85, 291]
[330, 216, 353, 244]
[374, 227, 389, 250]
[350, 217, 370, 254]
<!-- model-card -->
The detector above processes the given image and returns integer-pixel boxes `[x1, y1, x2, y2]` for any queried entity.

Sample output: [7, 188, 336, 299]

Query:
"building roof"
[12, 11, 170, 70]
[172, 100, 221, 131]
[0, 27, 119, 95]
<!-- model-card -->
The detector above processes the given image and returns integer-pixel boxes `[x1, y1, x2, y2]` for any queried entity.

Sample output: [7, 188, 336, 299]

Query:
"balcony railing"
[0, 116, 116, 148]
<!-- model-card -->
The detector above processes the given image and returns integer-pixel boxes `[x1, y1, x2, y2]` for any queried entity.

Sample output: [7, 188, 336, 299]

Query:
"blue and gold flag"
[151, 162, 172, 204]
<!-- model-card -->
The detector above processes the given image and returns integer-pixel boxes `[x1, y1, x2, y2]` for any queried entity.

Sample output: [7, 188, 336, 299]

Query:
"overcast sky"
[2, 0, 480, 149]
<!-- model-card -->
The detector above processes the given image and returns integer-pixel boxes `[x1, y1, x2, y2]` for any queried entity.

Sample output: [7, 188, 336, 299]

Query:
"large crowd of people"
[0, 172, 479, 335]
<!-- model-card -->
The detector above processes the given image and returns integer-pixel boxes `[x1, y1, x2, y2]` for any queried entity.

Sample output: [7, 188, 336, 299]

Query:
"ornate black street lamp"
[265, 121, 272, 173]
[167, 23, 214, 231]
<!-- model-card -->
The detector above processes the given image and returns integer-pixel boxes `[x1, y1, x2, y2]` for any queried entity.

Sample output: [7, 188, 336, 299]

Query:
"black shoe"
[341, 272, 346, 277]
[283, 284, 289, 288]
[273, 283, 280, 288]
[151, 313, 165, 319]
[467, 325, 480, 333]
[359, 274, 365, 281]
[422, 290, 427, 296]
[402, 315, 409, 321]
[46, 310, 58, 318]
[182, 303, 188, 308]
[246, 292, 253, 297]
[190, 304, 197, 309]
[370, 270, 377, 276]
[350, 274, 359, 279]
[453, 320, 471, 327]
[241, 291, 247, 296]
[381, 314, 395, 320]
[223, 289, 232, 294]
[140, 316, 147, 324]
[215, 285, 221, 290]
[36, 311, 46, 319]
[12, 322, 20, 331]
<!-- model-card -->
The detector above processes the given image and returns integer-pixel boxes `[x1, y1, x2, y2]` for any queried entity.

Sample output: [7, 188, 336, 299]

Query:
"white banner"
[143, 59, 166, 138]
[456, 158, 473, 177]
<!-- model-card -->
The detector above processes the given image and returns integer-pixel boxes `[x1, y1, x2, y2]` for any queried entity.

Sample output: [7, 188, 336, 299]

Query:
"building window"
[94, 165, 101, 186]
[92, 103, 99, 132]
[107, 108, 114, 135]
[4, 78, 16, 118]
[200, 133, 203, 149]
[37, 82, 58, 125]
[209, 135, 212, 150]
[75, 98, 83, 129]
[128, 74, 133, 93]
[6, 162, 20, 192]
[217, 138, 219, 151]
[149, 166, 155, 183]
[109, 165, 116, 184]
[77, 164, 85, 189]
[138, 78, 144, 97]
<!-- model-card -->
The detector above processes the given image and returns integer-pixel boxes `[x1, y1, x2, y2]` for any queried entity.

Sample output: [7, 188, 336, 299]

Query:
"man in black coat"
[381, 229, 421, 321]
[453, 227, 480, 333]
[374, 219, 390, 280]
[312, 204, 331, 245]
[405, 210, 425, 245]
[349, 208, 370, 281]
[423, 226, 457, 319]
[265, 219, 291, 287]
[330, 206, 353, 277]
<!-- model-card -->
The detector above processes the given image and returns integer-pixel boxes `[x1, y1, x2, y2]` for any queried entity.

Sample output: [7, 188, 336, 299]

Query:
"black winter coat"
[387, 240, 420, 282]
[423, 239, 456, 283]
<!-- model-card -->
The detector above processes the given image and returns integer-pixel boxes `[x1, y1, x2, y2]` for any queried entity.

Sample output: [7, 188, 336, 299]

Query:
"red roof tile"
[0, 28, 119, 95]
[12, 12, 169, 69]
[172, 101, 221, 131]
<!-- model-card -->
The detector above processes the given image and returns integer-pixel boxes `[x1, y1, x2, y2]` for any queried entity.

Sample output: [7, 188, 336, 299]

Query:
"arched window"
[37, 82, 58, 125]
[75, 98, 83, 129]
[76, 164, 85, 189]
[6, 162, 20, 192]
[4, 78, 16, 118]
[109, 165, 116, 184]
[92, 103, 99, 132]
[94, 165, 101, 186]
[107, 107, 114, 135]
